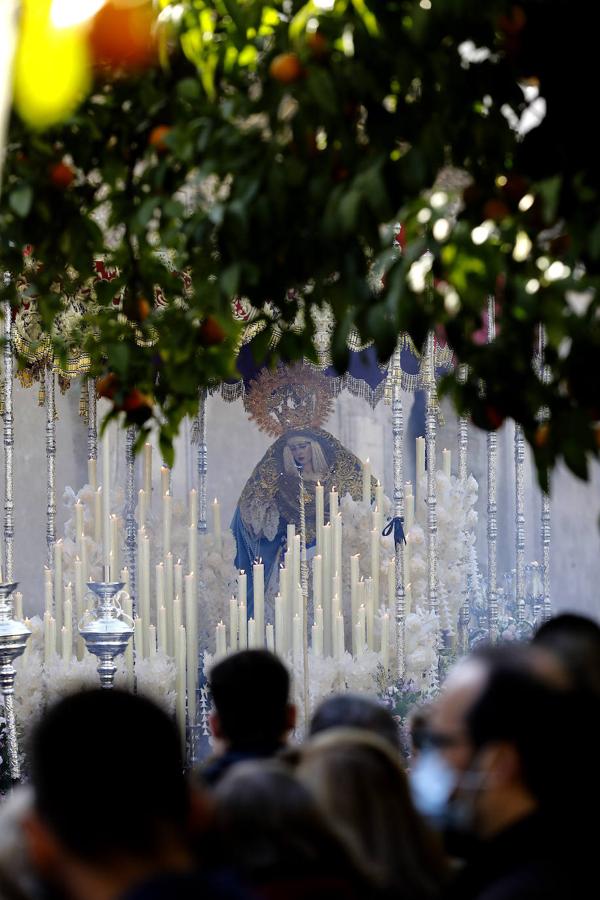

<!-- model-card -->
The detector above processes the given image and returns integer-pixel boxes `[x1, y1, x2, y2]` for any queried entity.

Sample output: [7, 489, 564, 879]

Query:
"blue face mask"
[409, 750, 457, 823]
[410, 749, 488, 857]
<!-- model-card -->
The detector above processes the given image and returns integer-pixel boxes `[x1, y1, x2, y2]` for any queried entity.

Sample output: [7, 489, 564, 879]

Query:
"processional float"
[0, 254, 552, 779]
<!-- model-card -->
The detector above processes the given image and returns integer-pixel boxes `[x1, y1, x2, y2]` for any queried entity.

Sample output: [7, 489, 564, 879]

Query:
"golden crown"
[243, 364, 334, 438]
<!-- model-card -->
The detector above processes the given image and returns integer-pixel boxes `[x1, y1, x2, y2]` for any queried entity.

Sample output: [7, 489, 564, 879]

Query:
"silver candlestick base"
[0, 581, 31, 782]
[79, 582, 133, 689]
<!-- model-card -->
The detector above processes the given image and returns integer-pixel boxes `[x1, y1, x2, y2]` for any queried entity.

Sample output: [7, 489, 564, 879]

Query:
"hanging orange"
[49, 161, 75, 189]
[269, 53, 304, 84]
[149, 125, 172, 153]
[89, 1, 157, 70]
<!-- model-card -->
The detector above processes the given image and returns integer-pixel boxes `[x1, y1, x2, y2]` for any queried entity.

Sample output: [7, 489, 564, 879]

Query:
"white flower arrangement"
[293, 648, 381, 725]
[197, 530, 238, 647]
[134, 655, 177, 715]
[403, 608, 440, 692]
[2, 614, 177, 755]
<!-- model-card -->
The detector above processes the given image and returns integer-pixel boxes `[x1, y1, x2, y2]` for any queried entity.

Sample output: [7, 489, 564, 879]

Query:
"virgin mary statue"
[231, 366, 373, 614]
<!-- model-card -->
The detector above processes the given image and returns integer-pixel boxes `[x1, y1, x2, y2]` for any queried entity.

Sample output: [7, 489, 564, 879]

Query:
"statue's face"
[287, 436, 313, 469]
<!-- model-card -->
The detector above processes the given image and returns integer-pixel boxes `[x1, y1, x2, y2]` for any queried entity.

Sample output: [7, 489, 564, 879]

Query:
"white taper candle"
[315, 482, 324, 554]
[54, 540, 63, 638]
[442, 448, 452, 478]
[189, 488, 197, 528]
[143, 443, 152, 498]
[212, 498, 222, 552]
[238, 602, 247, 649]
[229, 596, 238, 651]
[253, 559, 264, 647]
[362, 458, 371, 505]
[158, 605, 168, 655]
[176, 625, 187, 746]
[88, 457, 97, 491]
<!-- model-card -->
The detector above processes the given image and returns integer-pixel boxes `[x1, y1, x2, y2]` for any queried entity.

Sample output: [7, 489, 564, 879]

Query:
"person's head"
[310, 693, 401, 752]
[209, 650, 295, 752]
[0, 786, 36, 900]
[295, 728, 446, 897]
[25, 690, 198, 898]
[407, 702, 433, 762]
[418, 644, 569, 841]
[211, 759, 357, 886]
[283, 431, 328, 478]
[533, 613, 600, 695]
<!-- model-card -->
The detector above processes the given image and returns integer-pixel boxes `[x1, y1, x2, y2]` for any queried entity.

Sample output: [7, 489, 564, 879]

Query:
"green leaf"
[355, 161, 389, 220]
[9, 185, 33, 218]
[289, 3, 317, 42]
[536, 175, 562, 224]
[221, 262, 241, 297]
[338, 189, 362, 234]
[351, 0, 380, 36]
[563, 439, 588, 481]
[306, 68, 338, 117]
[238, 45, 258, 68]
[159, 431, 175, 468]
[136, 197, 157, 230]
[176, 78, 202, 100]
[588, 221, 600, 260]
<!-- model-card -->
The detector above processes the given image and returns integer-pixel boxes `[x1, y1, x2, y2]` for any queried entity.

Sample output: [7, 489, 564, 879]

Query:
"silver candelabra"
[79, 582, 133, 689]
[0, 581, 31, 781]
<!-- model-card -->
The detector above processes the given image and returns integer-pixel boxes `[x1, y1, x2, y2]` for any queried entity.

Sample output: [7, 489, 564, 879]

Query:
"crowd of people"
[0, 612, 599, 900]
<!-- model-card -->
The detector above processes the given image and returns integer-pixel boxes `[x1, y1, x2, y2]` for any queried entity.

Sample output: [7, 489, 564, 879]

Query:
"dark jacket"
[445, 813, 591, 900]
[199, 744, 285, 788]
[120, 870, 252, 900]
[254, 874, 365, 899]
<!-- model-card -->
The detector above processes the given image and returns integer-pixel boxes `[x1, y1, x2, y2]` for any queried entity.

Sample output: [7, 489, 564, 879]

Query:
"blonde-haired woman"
[295, 728, 447, 900]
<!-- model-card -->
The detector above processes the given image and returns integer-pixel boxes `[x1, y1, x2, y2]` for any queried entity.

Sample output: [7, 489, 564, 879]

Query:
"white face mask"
[410, 749, 488, 833]
[409, 750, 456, 822]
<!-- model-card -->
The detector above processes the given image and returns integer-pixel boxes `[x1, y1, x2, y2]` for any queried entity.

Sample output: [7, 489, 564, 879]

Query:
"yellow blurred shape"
[14, 0, 90, 128]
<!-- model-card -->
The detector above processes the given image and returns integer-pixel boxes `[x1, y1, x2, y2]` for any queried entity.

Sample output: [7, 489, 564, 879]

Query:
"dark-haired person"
[23, 689, 248, 900]
[201, 650, 296, 787]
[533, 612, 600, 695]
[413, 647, 598, 899]
[309, 693, 401, 752]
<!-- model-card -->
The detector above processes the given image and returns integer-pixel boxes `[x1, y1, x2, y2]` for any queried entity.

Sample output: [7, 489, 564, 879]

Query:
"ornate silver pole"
[0, 581, 31, 782]
[191, 389, 207, 764]
[458, 364, 469, 482]
[514, 421, 526, 628]
[3, 299, 14, 582]
[298, 470, 310, 728]
[125, 426, 137, 611]
[298, 472, 309, 602]
[486, 298, 499, 643]
[87, 376, 97, 462]
[45, 366, 56, 569]
[538, 327, 552, 621]
[390, 348, 406, 678]
[196, 388, 208, 534]
[457, 363, 470, 654]
[424, 333, 438, 623]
